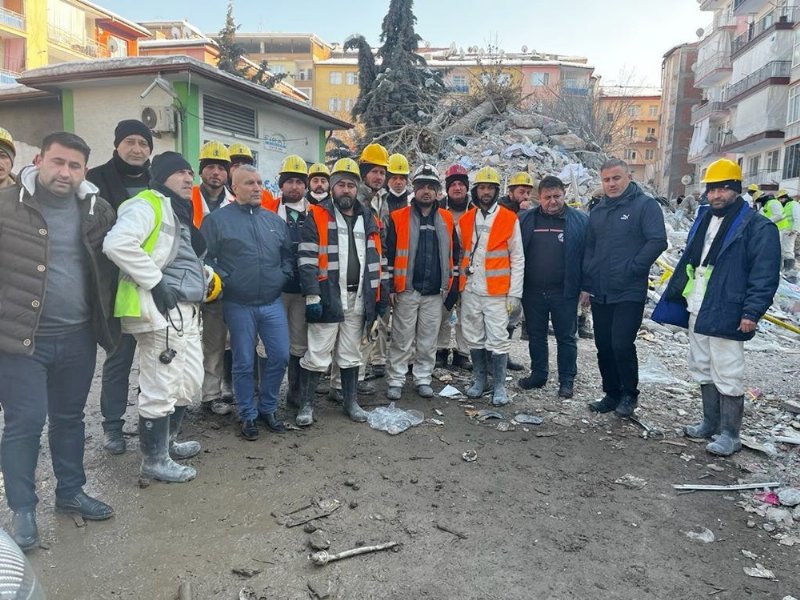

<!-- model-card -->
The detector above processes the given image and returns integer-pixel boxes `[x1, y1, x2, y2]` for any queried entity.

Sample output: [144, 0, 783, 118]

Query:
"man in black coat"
[583, 159, 667, 417]
[86, 119, 152, 456]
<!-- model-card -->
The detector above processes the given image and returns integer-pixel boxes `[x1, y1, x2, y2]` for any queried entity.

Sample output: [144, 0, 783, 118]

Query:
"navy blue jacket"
[582, 182, 667, 304]
[200, 201, 293, 306]
[519, 205, 588, 299]
[652, 202, 780, 341]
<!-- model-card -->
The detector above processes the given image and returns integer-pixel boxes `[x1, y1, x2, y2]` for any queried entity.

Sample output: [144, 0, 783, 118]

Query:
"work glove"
[507, 297, 522, 319]
[151, 278, 179, 315]
[305, 294, 324, 322]
[443, 286, 460, 312]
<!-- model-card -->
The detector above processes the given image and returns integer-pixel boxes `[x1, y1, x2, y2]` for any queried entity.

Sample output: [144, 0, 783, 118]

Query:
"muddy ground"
[2, 334, 799, 600]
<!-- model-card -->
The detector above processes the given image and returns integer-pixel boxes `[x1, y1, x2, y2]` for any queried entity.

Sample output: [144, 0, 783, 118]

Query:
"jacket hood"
[19, 166, 100, 212]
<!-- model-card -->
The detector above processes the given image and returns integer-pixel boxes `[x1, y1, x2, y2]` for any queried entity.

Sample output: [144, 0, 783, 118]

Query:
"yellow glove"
[204, 271, 222, 303]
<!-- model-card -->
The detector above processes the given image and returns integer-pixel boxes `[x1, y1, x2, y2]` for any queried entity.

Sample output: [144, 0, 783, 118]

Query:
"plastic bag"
[367, 402, 424, 435]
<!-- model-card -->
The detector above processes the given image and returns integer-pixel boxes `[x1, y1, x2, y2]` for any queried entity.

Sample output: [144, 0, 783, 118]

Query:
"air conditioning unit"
[141, 106, 176, 133]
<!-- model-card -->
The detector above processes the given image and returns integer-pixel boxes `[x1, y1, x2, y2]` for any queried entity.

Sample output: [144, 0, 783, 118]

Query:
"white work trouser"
[780, 230, 795, 260]
[301, 292, 364, 373]
[437, 302, 470, 356]
[283, 292, 309, 357]
[386, 291, 443, 387]
[200, 299, 228, 403]
[460, 290, 511, 354]
[687, 313, 745, 396]
[135, 302, 203, 419]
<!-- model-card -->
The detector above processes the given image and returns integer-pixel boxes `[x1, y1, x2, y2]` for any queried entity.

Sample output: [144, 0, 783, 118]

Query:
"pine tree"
[347, 0, 445, 142]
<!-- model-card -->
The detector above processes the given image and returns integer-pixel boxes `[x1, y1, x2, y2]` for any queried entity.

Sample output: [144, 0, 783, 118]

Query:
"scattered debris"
[672, 482, 781, 492]
[309, 542, 399, 566]
[743, 563, 776, 580]
[434, 522, 468, 540]
[778, 488, 800, 507]
[754, 491, 780, 506]
[437, 384, 464, 399]
[367, 402, 424, 435]
[496, 421, 515, 432]
[741, 549, 759, 560]
[309, 530, 331, 551]
[276, 499, 342, 528]
[513, 414, 544, 425]
[238, 587, 257, 600]
[683, 527, 715, 543]
[614, 474, 647, 490]
[461, 450, 478, 462]
[679, 453, 694, 462]
[232, 567, 261, 579]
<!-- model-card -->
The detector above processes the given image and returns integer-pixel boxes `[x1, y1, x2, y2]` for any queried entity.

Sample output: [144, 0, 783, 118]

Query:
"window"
[628, 105, 641, 117]
[328, 97, 341, 111]
[645, 148, 655, 160]
[646, 127, 656, 136]
[789, 85, 800, 124]
[784, 142, 800, 178]
[297, 87, 312, 102]
[329, 71, 342, 85]
[107, 36, 128, 58]
[346, 72, 359, 85]
[627, 127, 637, 138]
[624, 149, 637, 160]
[450, 75, 469, 93]
[747, 155, 760, 177]
[531, 72, 550, 86]
[202, 95, 256, 137]
[766, 149, 780, 172]
[649, 105, 658, 118]
[345, 98, 354, 111]
[271, 65, 287, 74]
[606, 111, 614, 122]
[480, 72, 511, 85]
[296, 69, 312, 81]
[794, 27, 800, 67]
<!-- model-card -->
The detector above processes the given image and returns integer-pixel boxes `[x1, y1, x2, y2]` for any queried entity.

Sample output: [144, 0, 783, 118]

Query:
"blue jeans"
[523, 290, 578, 384]
[99, 332, 137, 432]
[0, 326, 96, 510]
[223, 300, 289, 421]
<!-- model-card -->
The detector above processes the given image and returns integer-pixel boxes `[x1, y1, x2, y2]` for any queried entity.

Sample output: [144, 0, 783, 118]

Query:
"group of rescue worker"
[741, 183, 800, 280]
[0, 121, 783, 554]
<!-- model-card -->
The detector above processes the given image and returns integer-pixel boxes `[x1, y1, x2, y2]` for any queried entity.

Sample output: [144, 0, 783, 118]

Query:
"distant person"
[306, 163, 331, 205]
[0, 126, 17, 188]
[385, 153, 412, 212]
[498, 171, 534, 213]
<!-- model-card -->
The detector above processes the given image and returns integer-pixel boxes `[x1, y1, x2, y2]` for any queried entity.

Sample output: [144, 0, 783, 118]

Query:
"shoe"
[684, 384, 720, 439]
[506, 356, 525, 372]
[286, 355, 302, 408]
[103, 429, 126, 455]
[416, 384, 434, 398]
[139, 416, 196, 482]
[466, 349, 488, 398]
[259, 411, 286, 433]
[386, 386, 402, 401]
[11, 510, 38, 551]
[357, 381, 376, 395]
[211, 398, 233, 416]
[370, 364, 386, 377]
[241, 419, 259, 441]
[55, 491, 114, 521]
[706, 394, 744, 456]
[491, 353, 510, 406]
[297, 368, 320, 427]
[558, 382, 574, 399]
[518, 373, 547, 390]
[169, 406, 201, 459]
[578, 325, 594, 340]
[589, 394, 620, 413]
[614, 394, 638, 418]
[342, 367, 369, 422]
[435, 348, 450, 368]
[451, 351, 472, 371]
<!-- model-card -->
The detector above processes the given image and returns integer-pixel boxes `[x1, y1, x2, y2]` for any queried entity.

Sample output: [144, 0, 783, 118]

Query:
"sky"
[101, 0, 707, 88]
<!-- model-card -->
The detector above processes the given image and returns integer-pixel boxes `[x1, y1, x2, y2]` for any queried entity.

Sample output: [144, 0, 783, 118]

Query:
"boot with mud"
[589, 393, 621, 413]
[435, 348, 450, 368]
[139, 416, 196, 483]
[341, 366, 368, 422]
[684, 384, 720, 439]
[614, 393, 638, 418]
[466, 349, 487, 398]
[102, 426, 126, 456]
[451, 351, 472, 370]
[491, 353, 510, 406]
[296, 367, 320, 427]
[286, 355, 302, 409]
[168, 406, 201, 459]
[706, 394, 744, 456]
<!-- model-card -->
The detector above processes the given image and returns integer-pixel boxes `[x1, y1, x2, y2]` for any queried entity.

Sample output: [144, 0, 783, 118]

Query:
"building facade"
[600, 93, 662, 185]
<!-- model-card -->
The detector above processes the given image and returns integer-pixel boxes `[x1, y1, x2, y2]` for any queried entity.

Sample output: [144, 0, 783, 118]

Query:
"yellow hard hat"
[508, 171, 534, 188]
[308, 163, 331, 179]
[279, 154, 308, 176]
[387, 153, 410, 176]
[331, 157, 361, 180]
[474, 166, 501, 186]
[752, 190, 764, 201]
[747, 183, 759, 193]
[777, 189, 789, 199]
[228, 143, 253, 162]
[359, 143, 389, 167]
[204, 272, 222, 303]
[199, 141, 230, 163]
[0, 127, 16, 162]
[702, 158, 742, 184]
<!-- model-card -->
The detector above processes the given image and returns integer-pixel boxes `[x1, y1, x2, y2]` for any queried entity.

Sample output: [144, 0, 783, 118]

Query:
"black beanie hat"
[279, 172, 308, 188]
[199, 158, 230, 174]
[114, 119, 154, 151]
[150, 151, 192, 186]
[705, 179, 742, 194]
[359, 162, 381, 180]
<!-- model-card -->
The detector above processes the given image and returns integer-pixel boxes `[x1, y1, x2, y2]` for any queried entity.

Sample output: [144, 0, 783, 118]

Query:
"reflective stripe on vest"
[191, 186, 206, 228]
[113, 190, 164, 318]
[458, 206, 517, 295]
[310, 204, 330, 281]
[390, 206, 454, 293]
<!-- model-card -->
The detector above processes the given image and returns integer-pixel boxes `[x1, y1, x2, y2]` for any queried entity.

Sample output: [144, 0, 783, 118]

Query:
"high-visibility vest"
[764, 199, 789, 230]
[262, 190, 279, 212]
[390, 206, 454, 292]
[193, 186, 275, 224]
[114, 190, 164, 318]
[783, 200, 797, 229]
[458, 205, 517, 296]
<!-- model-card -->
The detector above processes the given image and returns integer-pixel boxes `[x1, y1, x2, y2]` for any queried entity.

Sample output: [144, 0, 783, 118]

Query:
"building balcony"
[733, 0, 769, 16]
[690, 101, 727, 123]
[563, 86, 590, 97]
[743, 168, 782, 187]
[731, 7, 795, 56]
[47, 23, 109, 59]
[0, 7, 24, 32]
[693, 52, 732, 87]
[699, 0, 728, 11]
[721, 129, 784, 153]
[721, 60, 790, 105]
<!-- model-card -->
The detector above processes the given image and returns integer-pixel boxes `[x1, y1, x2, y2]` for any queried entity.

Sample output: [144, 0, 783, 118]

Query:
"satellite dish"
[108, 38, 119, 54]
[681, 174, 693, 185]
[696, 28, 705, 39]
[521, 45, 528, 53]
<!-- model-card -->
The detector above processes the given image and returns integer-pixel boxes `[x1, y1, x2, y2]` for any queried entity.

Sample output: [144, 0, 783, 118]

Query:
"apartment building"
[781, 10, 800, 193]
[600, 93, 662, 185]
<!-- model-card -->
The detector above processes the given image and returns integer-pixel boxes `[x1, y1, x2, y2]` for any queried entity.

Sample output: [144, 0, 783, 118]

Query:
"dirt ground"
[2, 335, 799, 600]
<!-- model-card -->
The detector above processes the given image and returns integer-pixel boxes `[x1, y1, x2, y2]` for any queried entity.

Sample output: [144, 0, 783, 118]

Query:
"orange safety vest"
[262, 190, 278, 212]
[390, 206, 454, 293]
[191, 186, 207, 228]
[458, 206, 517, 296]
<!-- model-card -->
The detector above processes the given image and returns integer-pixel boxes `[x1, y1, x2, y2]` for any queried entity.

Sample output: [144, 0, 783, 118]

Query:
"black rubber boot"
[102, 427, 126, 456]
[589, 394, 621, 413]
[506, 355, 525, 371]
[169, 406, 201, 459]
[11, 510, 38, 552]
[466, 349, 487, 398]
[491, 353, 510, 406]
[614, 394, 638, 418]
[684, 384, 720, 439]
[451, 351, 472, 370]
[286, 355, 302, 408]
[139, 416, 196, 483]
[706, 394, 744, 456]
[296, 367, 320, 427]
[435, 348, 450, 368]
[55, 491, 114, 520]
[341, 366, 368, 422]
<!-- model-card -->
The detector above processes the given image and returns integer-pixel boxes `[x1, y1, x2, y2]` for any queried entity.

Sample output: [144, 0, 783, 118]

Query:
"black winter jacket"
[86, 156, 150, 212]
[201, 202, 293, 306]
[582, 182, 667, 304]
